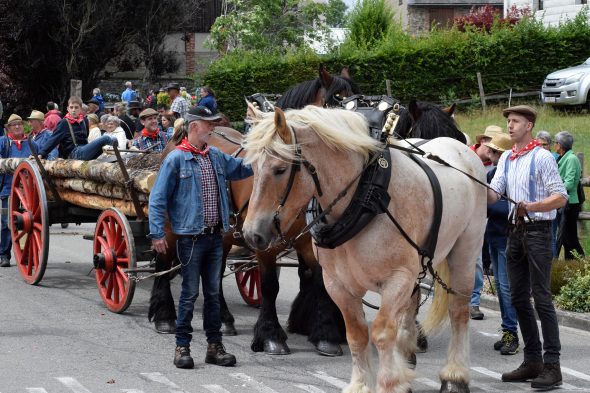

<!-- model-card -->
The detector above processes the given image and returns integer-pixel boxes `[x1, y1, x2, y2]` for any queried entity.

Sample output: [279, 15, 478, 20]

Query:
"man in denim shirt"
[149, 106, 253, 369]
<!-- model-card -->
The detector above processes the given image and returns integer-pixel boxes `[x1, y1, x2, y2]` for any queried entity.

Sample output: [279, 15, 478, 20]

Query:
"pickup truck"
[541, 57, 590, 110]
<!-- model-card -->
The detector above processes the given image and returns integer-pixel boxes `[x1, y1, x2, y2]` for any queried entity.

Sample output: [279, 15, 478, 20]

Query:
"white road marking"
[561, 382, 583, 391]
[293, 384, 327, 393]
[562, 367, 590, 382]
[478, 331, 500, 337]
[139, 372, 186, 393]
[471, 366, 502, 379]
[55, 377, 93, 393]
[309, 371, 348, 389]
[26, 389, 49, 393]
[414, 377, 440, 388]
[120, 390, 146, 393]
[229, 373, 279, 393]
[202, 386, 232, 393]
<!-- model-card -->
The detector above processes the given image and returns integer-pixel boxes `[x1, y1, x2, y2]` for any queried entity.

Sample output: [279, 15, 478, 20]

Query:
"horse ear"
[245, 99, 264, 120]
[319, 64, 333, 88]
[340, 67, 351, 79]
[274, 108, 292, 144]
[408, 100, 422, 123]
[443, 103, 457, 117]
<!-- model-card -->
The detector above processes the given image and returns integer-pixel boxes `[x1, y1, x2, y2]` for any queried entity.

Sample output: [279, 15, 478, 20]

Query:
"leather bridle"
[272, 127, 323, 245]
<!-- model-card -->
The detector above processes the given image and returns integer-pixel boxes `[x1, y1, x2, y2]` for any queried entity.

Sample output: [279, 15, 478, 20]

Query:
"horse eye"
[273, 167, 287, 176]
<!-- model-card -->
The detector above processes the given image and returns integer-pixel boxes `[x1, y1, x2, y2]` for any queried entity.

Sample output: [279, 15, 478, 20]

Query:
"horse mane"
[245, 106, 380, 165]
[393, 101, 466, 144]
[325, 75, 361, 106]
[275, 79, 323, 109]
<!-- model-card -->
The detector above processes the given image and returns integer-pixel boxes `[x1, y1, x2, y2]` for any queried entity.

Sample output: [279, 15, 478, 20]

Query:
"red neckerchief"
[65, 113, 84, 124]
[510, 139, 541, 160]
[176, 138, 209, 156]
[7, 133, 24, 150]
[141, 127, 159, 139]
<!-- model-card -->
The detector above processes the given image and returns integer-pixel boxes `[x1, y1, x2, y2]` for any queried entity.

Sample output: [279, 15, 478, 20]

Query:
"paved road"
[1, 225, 590, 393]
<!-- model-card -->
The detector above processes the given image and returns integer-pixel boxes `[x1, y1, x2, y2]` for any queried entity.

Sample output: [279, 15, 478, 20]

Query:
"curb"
[479, 292, 590, 332]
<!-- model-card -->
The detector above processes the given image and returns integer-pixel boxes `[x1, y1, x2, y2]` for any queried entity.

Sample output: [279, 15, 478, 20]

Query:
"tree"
[0, 0, 204, 114]
[454, 5, 531, 32]
[208, 0, 346, 54]
[346, 0, 395, 49]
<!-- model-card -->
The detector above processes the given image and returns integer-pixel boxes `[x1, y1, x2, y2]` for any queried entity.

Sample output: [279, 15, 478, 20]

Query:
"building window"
[575, 0, 587, 4]
[429, 8, 455, 30]
[399, 0, 403, 5]
[538, 0, 543, 10]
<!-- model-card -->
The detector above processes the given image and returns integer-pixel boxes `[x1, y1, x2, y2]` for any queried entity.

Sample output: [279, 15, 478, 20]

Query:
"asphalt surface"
[1, 224, 589, 393]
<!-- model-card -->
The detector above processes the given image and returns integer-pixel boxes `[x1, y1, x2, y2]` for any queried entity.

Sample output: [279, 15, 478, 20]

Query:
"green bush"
[551, 259, 588, 295]
[203, 9, 590, 121]
[555, 272, 590, 312]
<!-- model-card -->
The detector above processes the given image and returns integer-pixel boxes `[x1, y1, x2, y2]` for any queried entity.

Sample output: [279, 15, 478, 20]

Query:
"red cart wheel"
[235, 265, 262, 307]
[93, 208, 136, 313]
[9, 161, 49, 285]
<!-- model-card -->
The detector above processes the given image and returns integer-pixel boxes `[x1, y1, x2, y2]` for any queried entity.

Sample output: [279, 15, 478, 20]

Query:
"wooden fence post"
[70, 79, 82, 98]
[385, 79, 392, 97]
[577, 152, 584, 176]
[477, 72, 486, 111]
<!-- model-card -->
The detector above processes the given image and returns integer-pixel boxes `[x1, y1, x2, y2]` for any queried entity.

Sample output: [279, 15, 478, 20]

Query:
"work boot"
[0, 257, 10, 268]
[531, 363, 562, 390]
[502, 360, 543, 382]
[494, 330, 509, 350]
[205, 342, 236, 367]
[174, 346, 194, 369]
[470, 305, 484, 320]
[500, 331, 520, 355]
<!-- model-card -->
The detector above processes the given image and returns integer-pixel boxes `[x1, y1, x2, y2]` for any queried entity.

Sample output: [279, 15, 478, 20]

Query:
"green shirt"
[557, 150, 581, 204]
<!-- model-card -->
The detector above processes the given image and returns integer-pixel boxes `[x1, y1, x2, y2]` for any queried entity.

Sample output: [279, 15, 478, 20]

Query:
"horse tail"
[421, 259, 450, 334]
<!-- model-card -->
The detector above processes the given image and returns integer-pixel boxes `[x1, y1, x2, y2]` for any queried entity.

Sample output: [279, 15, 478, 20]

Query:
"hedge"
[203, 12, 590, 121]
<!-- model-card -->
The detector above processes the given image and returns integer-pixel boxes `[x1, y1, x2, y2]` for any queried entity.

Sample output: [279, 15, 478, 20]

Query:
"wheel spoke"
[115, 270, 126, 301]
[14, 188, 29, 211]
[106, 273, 114, 299]
[96, 236, 109, 251]
[115, 237, 127, 256]
[14, 229, 26, 242]
[239, 271, 250, 287]
[112, 272, 120, 303]
[99, 271, 109, 286]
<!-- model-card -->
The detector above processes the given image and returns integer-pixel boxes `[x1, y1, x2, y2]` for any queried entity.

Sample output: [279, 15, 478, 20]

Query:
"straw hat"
[483, 133, 513, 152]
[475, 125, 503, 144]
[27, 110, 45, 121]
[6, 114, 23, 125]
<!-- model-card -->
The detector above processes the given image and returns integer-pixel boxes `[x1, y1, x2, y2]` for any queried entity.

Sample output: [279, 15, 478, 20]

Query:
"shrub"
[551, 259, 588, 295]
[157, 92, 170, 108]
[555, 272, 590, 312]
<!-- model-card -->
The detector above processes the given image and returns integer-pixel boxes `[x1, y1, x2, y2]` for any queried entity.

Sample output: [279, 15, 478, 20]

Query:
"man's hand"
[152, 238, 168, 254]
[516, 201, 528, 218]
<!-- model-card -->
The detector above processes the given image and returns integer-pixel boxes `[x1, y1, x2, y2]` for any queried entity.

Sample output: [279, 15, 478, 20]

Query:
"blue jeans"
[507, 223, 560, 364]
[488, 233, 518, 333]
[471, 252, 483, 306]
[69, 135, 113, 160]
[0, 198, 10, 259]
[175, 235, 223, 347]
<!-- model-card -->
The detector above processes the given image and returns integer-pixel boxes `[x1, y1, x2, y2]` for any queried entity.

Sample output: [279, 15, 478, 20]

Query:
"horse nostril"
[253, 234, 264, 249]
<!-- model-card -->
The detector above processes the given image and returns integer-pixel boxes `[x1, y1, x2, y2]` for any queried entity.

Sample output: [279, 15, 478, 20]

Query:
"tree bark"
[0, 158, 156, 194]
[57, 189, 148, 217]
[52, 178, 149, 202]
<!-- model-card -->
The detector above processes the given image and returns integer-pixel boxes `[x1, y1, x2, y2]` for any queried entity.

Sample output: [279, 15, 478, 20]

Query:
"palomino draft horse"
[393, 100, 467, 144]
[242, 106, 487, 393]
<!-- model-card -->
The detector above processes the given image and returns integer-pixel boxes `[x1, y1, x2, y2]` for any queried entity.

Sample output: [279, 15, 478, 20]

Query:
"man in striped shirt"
[488, 105, 567, 390]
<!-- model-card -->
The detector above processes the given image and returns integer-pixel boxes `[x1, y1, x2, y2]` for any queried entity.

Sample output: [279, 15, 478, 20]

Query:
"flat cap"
[503, 105, 537, 123]
[139, 108, 158, 119]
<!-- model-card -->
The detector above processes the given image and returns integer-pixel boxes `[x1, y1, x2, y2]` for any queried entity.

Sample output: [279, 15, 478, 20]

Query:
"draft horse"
[242, 106, 487, 393]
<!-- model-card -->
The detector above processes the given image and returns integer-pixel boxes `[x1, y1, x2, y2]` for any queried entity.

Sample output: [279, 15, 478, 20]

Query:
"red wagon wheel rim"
[235, 265, 262, 307]
[10, 161, 49, 285]
[93, 208, 136, 313]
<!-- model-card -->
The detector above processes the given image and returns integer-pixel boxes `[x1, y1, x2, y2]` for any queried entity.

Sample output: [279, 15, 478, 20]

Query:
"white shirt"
[490, 147, 567, 221]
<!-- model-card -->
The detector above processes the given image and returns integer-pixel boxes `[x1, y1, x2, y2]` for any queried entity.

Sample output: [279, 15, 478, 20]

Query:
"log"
[52, 178, 149, 202]
[57, 189, 148, 217]
[0, 158, 156, 194]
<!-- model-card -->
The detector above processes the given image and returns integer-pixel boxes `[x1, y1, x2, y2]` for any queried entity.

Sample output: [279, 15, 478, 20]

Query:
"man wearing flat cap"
[488, 104, 567, 389]
[118, 100, 142, 140]
[149, 105, 252, 369]
[131, 108, 169, 153]
[27, 110, 57, 160]
[168, 83, 189, 119]
[0, 114, 39, 267]
[86, 97, 105, 119]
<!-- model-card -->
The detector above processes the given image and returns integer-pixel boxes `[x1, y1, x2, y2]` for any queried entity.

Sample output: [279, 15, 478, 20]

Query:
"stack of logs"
[0, 158, 157, 217]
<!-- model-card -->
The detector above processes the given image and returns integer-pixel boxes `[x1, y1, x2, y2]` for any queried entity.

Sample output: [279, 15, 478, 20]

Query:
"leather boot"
[531, 362, 562, 389]
[0, 257, 10, 268]
[205, 342, 236, 367]
[502, 360, 543, 382]
[174, 346, 194, 369]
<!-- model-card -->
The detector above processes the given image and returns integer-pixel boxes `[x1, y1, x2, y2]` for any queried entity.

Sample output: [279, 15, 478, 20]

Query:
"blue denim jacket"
[148, 146, 253, 239]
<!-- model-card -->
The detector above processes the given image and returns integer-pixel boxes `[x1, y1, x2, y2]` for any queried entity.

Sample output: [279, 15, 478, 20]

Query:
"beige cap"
[27, 110, 45, 121]
[6, 114, 23, 125]
[139, 108, 158, 119]
[475, 125, 503, 144]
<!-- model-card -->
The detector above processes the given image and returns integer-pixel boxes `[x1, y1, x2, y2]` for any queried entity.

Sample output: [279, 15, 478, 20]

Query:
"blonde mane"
[245, 106, 381, 164]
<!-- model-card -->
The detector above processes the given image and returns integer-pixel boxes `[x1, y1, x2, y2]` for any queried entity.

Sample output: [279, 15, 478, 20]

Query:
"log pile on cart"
[0, 150, 160, 313]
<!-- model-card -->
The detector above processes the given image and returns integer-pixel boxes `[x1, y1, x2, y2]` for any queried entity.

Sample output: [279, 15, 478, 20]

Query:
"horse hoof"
[154, 320, 176, 334]
[316, 340, 343, 357]
[222, 322, 238, 336]
[407, 353, 416, 369]
[263, 340, 291, 355]
[439, 380, 470, 393]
